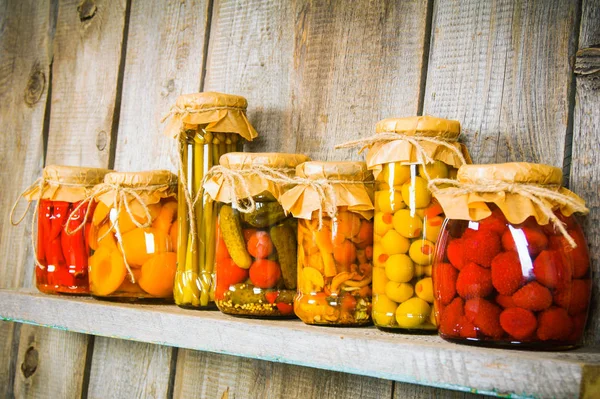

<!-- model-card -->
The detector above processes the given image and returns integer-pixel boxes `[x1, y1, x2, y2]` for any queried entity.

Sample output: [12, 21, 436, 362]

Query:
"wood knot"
[24, 66, 45, 107]
[161, 79, 175, 97]
[77, 0, 97, 22]
[96, 130, 107, 151]
[575, 46, 600, 76]
[21, 346, 38, 379]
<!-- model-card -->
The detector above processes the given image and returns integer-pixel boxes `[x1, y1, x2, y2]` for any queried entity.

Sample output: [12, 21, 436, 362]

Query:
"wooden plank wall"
[0, 0, 596, 398]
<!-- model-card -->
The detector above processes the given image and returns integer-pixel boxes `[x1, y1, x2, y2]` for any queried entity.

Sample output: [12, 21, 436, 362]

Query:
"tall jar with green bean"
[203, 153, 310, 317]
[163, 92, 258, 309]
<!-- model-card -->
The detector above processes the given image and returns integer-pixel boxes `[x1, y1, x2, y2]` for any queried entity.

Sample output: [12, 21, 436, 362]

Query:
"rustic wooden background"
[1, 0, 598, 398]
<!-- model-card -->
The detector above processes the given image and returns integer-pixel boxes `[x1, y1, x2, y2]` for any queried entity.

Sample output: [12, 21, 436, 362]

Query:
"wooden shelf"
[1, 289, 599, 398]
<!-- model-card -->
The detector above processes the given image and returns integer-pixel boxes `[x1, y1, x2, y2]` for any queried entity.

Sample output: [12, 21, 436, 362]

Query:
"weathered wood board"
[13, 0, 129, 397]
[0, 0, 54, 396]
[570, 0, 600, 346]
[423, 0, 579, 166]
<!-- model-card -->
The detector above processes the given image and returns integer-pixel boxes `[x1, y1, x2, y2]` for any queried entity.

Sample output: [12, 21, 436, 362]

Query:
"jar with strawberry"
[204, 153, 310, 317]
[431, 163, 591, 349]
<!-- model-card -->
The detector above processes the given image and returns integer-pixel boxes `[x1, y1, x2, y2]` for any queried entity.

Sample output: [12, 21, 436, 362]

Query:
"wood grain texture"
[290, 0, 430, 161]
[423, 0, 579, 166]
[203, 0, 295, 153]
[393, 383, 494, 399]
[113, 0, 209, 172]
[14, 1, 130, 397]
[44, 0, 128, 167]
[87, 338, 173, 399]
[2, 290, 599, 399]
[14, 327, 88, 399]
[570, 0, 600, 346]
[174, 350, 392, 399]
[0, 0, 54, 396]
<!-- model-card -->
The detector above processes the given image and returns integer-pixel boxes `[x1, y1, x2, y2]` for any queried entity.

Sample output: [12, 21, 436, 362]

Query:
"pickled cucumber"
[219, 205, 252, 269]
[241, 202, 287, 228]
[227, 283, 266, 305]
[270, 223, 297, 290]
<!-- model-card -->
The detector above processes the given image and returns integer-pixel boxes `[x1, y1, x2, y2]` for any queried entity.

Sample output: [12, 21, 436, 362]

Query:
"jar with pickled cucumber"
[12, 165, 111, 295]
[163, 92, 258, 309]
[432, 163, 591, 349]
[280, 161, 375, 326]
[205, 153, 309, 317]
[360, 116, 470, 332]
[87, 171, 178, 300]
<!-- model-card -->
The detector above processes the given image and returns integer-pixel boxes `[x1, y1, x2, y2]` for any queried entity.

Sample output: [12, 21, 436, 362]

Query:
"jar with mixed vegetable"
[163, 92, 258, 309]
[280, 161, 375, 326]
[204, 153, 309, 317]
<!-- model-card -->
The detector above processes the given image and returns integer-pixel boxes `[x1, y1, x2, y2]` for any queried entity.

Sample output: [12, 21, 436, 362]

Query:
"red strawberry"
[464, 298, 504, 339]
[496, 294, 517, 309]
[477, 208, 508, 236]
[533, 250, 572, 289]
[434, 262, 458, 305]
[500, 307, 537, 340]
[439, 297, 464, 337]
[542, 212, 577, 235]
[491, 251, 525, 295]
[463, 229, 501, 268]
[456, 262, 493, 299]
[459, 316, 478, 338]
[553, 279, 591, 315]
[568, 313, 587, 342]
[512, 281, 553, 311]
[501, 227, 548, 257]
[537, 307, 573, 341]
[549, 229, 590, 278]
[447, 239, 466, 270]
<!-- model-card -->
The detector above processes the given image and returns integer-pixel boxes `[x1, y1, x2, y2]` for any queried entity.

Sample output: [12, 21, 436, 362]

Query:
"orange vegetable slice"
[120, 227, 171, 267]
[89, 223, 117, 251]
[138, 252, 177, 297]
[152, 200, 177, 233]
[92, 201, 110, 226]
[89, 247, 127, 296]
[116, 268, 143, 294]
[335, 211, 361, 238]
[111, 202, 162, 235]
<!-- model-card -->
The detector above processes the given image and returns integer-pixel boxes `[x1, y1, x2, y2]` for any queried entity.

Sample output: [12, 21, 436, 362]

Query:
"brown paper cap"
[296, 161, 374, 181]
[219, 152, 310, 169]
[375, 116, 461, 139]
[458, 163, 563, 186]
[163, 91, 258, 141]
[104, 170, 177, 187]
[23, 165, 111, 202]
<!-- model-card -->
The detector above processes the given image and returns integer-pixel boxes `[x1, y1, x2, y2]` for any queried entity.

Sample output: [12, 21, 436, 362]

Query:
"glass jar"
[88, 171, 178, 300]
[280, 161, 375, 326]
[163, 92, 258, 309]
[432, 163, 591, 349]
[365, 116, 469, 332]
[13, 165, 110, 295]
[208, 152, 309, 317]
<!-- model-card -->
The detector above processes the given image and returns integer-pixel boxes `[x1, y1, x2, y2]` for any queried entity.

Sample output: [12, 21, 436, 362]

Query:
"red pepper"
[49, 201, 70, 240]
[62, 202, 89, 275]
[46, 202, 68, 285]
[37, 200, 53, 264]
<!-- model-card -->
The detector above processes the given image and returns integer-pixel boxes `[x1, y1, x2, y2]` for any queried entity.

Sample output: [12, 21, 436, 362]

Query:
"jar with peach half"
[12, 165, 111, 295]
[163, 92, 258, 309]
[338, 116, 471, 332]
[204, 153, 310, 317]
[87, 171, 178, 301]
[280, 161, 375, 326]
[432, 163, 591, 349]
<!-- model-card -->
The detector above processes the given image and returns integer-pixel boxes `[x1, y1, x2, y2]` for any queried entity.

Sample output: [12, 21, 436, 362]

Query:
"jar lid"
[175, 92, 248, 110]
[43, 165, 111, 186]
[219, 152, 310, 170]
[296, 161, 373, 182]
[375, 116, 461, 139]
[104, 170, 177, 187]
[457, 162, 563, 186]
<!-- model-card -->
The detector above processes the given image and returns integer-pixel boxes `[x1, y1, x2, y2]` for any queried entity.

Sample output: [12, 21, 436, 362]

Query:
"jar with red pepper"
[204, 153, 310, 317]
[13, 165, 111, 295]
[280, 161, 375, 326]
[431, 163, 591, 349]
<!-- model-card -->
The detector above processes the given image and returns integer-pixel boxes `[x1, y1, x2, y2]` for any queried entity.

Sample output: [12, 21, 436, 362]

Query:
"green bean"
[175, 140, 189, 304]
